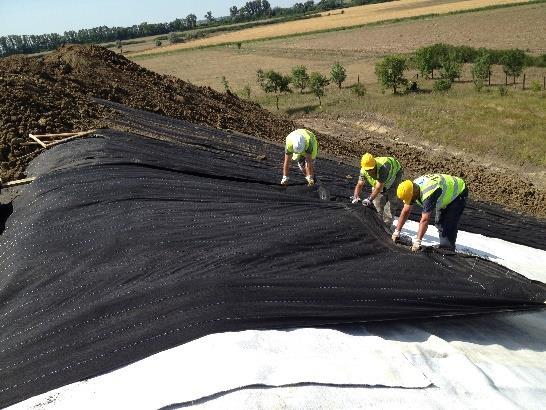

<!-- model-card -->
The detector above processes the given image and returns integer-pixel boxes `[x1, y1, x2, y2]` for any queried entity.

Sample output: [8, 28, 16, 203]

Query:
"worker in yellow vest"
[281, 129, 318, 186]
[352, 153, 404, 229]
[394, 174, 468, 252]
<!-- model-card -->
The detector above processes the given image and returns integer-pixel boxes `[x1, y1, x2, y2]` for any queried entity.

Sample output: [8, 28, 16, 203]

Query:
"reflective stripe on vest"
[414, 174, 466, 210]
[361, 157, 401, 189]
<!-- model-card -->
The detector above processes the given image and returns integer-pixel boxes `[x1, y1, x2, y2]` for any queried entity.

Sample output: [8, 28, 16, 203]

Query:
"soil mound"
[0, 44, 295, 180]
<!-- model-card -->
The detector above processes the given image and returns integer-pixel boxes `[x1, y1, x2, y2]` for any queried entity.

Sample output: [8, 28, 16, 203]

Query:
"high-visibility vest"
[361, 157, 401, 189]
[414, 174, 466, 210]
[285, 129, 318, 160]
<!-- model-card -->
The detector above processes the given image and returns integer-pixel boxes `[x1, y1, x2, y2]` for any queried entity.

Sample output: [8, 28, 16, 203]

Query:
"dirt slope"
[0, 45, 295, 180]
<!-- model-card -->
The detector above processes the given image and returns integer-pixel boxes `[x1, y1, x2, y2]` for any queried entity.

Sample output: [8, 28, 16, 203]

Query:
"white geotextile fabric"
[9, 222, 546, 410]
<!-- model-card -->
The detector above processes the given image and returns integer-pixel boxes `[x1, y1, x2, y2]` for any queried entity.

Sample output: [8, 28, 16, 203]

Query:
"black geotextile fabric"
[0, 107, 545, 408]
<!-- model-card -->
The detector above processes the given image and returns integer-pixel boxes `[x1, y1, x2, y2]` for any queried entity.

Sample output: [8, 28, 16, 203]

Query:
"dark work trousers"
[435, 188, 468, 249]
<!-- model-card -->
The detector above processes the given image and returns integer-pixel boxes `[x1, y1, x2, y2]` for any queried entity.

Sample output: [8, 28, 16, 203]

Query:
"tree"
[155, 39, 162, 47]
[501, 49, 525, 84]
[205, 11, 214, 23]
[185, 14, 197, 29]
[471, 52, 492, 90]
[330, 61, 347, 89]
[375, 55, 408, 94]
[413, 46, 438, 79]
[291, 65, 310, 93]
[230, 6, 239, 18]
[256, 69, 291, 110]
[309, 72, 329, 106]
[439, 53, 462, 82]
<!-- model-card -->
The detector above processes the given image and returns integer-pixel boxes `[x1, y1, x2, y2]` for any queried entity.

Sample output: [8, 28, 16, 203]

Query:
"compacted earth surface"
[0, 44, 544, 218]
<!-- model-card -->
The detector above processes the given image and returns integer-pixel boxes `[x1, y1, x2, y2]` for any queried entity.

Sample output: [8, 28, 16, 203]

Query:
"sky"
[0, 0, 299, 36]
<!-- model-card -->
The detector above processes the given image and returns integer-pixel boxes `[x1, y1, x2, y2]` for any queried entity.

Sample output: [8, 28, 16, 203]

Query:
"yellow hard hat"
[397, 180, 415, 204]
[360, 153, 376, 170]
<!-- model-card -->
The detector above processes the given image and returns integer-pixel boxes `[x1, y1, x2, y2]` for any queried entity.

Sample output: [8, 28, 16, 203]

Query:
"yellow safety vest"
[361, 157, 401, 189]
[414, 174, 466, 210]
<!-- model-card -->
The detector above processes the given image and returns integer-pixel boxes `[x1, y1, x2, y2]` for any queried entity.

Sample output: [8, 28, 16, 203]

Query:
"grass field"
[130, 0, 531, 57]
[131, 1, 546, 169]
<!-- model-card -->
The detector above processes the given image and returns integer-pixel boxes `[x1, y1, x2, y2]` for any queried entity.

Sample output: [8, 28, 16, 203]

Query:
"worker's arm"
[283, 154, 290, 177]
[353, 179, 365, 200]
[370, 181, 384, 201]
[417, 212, 431, 241]
[305, 154, 314, 177]
[396, 203, 411, 232]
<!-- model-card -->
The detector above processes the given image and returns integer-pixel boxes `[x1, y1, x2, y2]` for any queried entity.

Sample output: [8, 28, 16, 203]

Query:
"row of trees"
[376, 44, 533, 93]
[0, 0, 387, 57]
[256, 62, 349, 109]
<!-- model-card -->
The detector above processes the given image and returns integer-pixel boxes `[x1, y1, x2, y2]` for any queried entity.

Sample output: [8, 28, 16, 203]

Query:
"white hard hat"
[287, 131, 306, 154]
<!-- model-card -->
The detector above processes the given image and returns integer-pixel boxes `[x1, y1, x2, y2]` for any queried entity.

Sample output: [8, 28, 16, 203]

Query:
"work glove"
[411, 238, 422, 252]
[350, 196, 360, 204]
[362, 197, 372, 207]
[281, 175, 289, 185]
[305, 175, 315, 186]
[391, 229, 400, 243]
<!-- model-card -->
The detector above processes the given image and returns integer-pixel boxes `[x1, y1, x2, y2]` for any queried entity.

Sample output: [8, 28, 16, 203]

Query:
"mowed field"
[131, 0, 530, 56]
[132, 2, 546, 170]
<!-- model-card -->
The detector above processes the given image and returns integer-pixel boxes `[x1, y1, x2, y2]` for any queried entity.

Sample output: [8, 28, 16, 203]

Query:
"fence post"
[522, 74, 526, 90]
[357, 75, 360, 84]
[488, 72, 491, 86]
[544, 76, 545, 90]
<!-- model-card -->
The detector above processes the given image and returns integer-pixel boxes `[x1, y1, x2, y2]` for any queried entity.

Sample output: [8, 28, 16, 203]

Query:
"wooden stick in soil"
[28, 134, 47, 148]
[1, 177, 36, 188]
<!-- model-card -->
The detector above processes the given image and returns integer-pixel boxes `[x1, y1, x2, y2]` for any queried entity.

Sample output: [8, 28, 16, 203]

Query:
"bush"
[241, 84, 251, 99]
[155, 39, 162, 47]
[500, 49, 525, 83]
[433, 79, 452, 92]
[221, 76, 230, 92]
[169, 32, 184, 44]
[498, 85, 508, 96]
[236, 42, 242, 49]
[530, 80, 542, 92]
[350, 82, 366, 97]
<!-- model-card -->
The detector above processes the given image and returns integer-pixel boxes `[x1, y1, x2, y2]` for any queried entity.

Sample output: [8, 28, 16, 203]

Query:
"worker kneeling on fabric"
[393, 174, 468, 252]
[352, 153, 403, 230]
[281, 129, 318, 187]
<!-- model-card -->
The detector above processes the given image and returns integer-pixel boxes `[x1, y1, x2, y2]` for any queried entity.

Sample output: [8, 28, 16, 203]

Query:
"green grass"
[255, 81, 546, 167]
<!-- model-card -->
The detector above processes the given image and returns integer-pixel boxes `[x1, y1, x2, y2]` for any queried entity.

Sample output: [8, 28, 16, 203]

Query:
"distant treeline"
[0, 0, 390, 57]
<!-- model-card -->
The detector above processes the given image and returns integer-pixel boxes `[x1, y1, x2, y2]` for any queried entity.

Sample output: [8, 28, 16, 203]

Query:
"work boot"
[438, 235, 455, 251]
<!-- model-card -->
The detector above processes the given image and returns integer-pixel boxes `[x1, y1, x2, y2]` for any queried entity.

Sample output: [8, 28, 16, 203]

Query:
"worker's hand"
[362, 197, 372, 207]
[350, 196, 360, 204]
[305, 175, 315, 186]
[281, 175, 289, 185]
[391, 229, 400, 243]
[411, 238, 422, 252]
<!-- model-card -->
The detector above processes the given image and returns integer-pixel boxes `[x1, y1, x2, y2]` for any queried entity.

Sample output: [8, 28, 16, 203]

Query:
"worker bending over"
[352, 153, 403, 229]
[281, 129, 318, 186]
[393, 174, 468, 252]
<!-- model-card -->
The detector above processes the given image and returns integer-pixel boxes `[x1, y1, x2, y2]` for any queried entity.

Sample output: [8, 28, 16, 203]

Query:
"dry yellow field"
[135, 3, 546, 92]
[131, 0, 529, 56]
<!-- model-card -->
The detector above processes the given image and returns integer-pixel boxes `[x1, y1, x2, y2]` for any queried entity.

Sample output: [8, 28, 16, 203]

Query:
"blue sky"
[0, 0, 299, 36]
